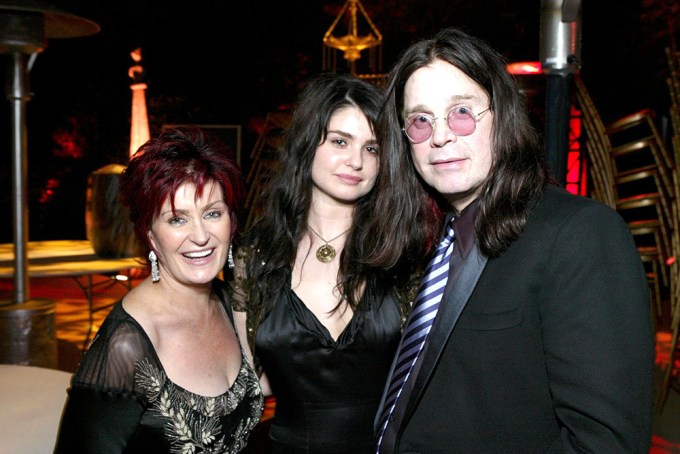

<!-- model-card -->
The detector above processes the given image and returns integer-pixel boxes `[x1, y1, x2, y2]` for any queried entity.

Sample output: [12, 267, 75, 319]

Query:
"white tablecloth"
[0, 365, 71, 454]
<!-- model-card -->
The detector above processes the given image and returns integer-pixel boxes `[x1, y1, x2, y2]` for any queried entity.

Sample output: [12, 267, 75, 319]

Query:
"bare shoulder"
[120, 282, 160, 343]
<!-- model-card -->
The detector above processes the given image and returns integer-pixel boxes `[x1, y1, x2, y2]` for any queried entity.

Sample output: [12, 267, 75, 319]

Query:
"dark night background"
[0, 0, 675, 243]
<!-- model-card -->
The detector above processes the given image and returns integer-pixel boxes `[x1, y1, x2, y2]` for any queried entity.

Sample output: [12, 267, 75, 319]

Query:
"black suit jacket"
[376, 186, 654, 453]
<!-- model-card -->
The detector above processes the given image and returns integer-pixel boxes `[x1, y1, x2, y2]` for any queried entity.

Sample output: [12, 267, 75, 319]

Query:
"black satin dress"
[255, 282, 402, 453]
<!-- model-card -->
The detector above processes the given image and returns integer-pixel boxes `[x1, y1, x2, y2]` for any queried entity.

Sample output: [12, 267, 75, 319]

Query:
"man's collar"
[447, 198, 478, 258]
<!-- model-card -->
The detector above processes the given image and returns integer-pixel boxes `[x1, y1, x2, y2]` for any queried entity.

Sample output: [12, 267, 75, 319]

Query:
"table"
[0, 240, 140, 278]
[0, 365, 72, 454]
[0, 240, 142, 346]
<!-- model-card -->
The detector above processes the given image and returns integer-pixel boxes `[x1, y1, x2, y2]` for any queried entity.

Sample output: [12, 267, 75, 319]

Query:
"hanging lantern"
[323, 0, 382, 74]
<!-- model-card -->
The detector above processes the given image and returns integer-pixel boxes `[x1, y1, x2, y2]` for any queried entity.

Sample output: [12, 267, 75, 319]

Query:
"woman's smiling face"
[148, 180, 231, 286]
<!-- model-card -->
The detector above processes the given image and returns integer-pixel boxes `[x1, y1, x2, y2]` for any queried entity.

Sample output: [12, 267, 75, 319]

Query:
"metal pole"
[544, 73, 572, 185]
[7, 51, 31, 304]
[540, 0, 582, 185]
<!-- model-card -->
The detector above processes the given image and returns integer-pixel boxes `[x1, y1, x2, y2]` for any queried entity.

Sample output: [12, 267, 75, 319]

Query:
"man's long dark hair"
[369, 27, 550, 260]
[240, 73, 418, 317]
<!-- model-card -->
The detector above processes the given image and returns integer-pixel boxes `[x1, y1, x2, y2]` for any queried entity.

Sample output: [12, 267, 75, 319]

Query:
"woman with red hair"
[55, 126, 263, 453]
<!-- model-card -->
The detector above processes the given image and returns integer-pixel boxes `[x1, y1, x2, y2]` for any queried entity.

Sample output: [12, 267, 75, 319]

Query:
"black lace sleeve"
[54, 302, 155, 453]
[54, 387, 145, 454]
[228, 246, 250, 313]
[71, 302, 158, 392]
[228, 246, 262, 353]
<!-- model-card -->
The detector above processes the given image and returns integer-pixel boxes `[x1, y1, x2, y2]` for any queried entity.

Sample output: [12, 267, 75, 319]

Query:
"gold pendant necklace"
[307, 224, 350, 263]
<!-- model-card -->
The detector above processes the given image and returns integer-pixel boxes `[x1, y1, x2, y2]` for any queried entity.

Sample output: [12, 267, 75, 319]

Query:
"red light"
[506, 61, 542, 75]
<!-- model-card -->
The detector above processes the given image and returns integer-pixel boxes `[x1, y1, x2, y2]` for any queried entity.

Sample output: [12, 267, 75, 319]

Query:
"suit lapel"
[402, 243, 488, 422]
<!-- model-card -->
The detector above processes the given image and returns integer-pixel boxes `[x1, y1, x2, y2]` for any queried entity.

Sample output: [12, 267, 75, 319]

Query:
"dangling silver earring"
[228, 245, 235, 269]
[149, 250, 160, 282]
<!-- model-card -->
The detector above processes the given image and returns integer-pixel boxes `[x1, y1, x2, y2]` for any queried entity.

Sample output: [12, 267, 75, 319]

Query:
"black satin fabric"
[255, 282, 402, 453]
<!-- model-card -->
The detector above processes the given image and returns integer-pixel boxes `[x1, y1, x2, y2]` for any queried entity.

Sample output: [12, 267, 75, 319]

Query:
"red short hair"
[119, 126, 243, 256]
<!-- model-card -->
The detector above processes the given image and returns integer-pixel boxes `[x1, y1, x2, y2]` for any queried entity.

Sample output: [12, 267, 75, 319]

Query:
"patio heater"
[540, 0, 581, 185]
[0, 1, 99, 366]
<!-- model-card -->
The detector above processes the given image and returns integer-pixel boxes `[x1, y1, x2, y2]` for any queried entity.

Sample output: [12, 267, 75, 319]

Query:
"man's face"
[403, 59, 493, 212]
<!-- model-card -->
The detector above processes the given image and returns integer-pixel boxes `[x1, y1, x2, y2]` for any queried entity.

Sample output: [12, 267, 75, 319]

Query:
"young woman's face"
[310, 105, 379, 207]
[148, 180, 231, 286]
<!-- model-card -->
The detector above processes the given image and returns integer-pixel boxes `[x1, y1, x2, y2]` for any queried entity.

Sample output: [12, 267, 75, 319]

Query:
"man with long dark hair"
[372, 27, 653, 452]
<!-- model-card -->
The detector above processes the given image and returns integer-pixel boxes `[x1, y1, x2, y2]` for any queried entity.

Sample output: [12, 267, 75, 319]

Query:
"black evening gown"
[54, 280, 264, 454]
[255, 281, 402, 453]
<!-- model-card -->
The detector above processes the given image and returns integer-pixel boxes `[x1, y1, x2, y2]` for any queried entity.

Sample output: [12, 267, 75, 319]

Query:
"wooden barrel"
[85, 164, 137, 258]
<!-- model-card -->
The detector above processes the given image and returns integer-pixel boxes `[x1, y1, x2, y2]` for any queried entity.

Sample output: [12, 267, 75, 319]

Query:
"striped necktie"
[376, 218, 456, 451]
